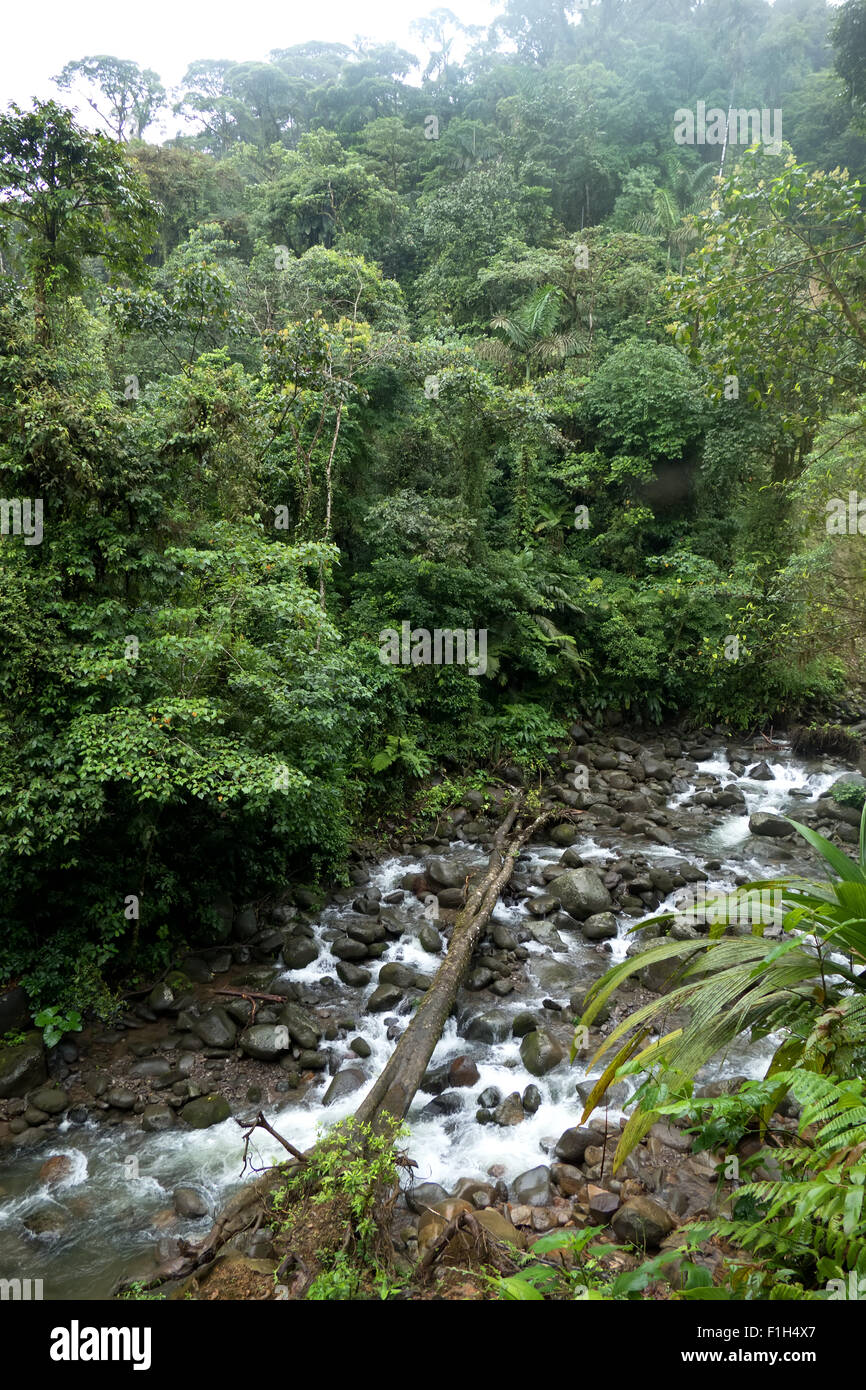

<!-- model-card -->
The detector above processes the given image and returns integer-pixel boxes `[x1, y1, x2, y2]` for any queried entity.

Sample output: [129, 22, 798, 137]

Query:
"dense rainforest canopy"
[1, 0, 866, 1018]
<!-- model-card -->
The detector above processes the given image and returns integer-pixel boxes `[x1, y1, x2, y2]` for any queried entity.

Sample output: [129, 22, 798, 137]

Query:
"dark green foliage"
[791, 724, 863, 760]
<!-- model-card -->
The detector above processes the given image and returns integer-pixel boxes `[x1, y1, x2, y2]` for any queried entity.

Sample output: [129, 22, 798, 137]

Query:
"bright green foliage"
[33, 1005, 83, 1049]
[487, 1225, 709, 1301]
[0, 102, 158, 338]
[670, 151, 866, 442]
[1, 7, 865, 1011]
[833, 781, 866, 810]
[271, 1116, 408, 1299]
[54, 56, 166, 141]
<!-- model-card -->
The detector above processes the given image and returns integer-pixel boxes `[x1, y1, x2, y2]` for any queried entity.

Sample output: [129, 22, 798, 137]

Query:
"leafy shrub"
[832, 780, 866, 810]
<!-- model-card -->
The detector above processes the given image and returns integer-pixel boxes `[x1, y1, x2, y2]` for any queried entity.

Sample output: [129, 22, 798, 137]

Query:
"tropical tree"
[630, 163, 716, 269]
[54, 55, 166, 141]
[831, 0, 866, 132]
[485, 285, 586, 382]
[173, 60, 246, 154]
[670, 149, 866, 448]
[0, 101, 158, 342]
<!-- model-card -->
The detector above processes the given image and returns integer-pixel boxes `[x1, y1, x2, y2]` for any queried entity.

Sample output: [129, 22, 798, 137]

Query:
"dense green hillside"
[1, 0, 866, 1017]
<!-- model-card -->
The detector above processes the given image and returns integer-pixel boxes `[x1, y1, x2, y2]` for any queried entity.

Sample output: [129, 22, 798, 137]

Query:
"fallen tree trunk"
[354, 799, 581, 1133]
[117, 799, 581, 1295]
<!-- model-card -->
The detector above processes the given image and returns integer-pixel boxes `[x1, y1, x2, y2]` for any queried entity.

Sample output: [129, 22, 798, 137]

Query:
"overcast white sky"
[2, 0, 499, 137]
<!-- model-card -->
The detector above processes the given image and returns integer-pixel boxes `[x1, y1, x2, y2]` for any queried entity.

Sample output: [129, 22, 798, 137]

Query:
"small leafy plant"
[271, 1115, 409, 1300]
[33, 1005, 83, 1049]
[486, 1226, 708, 1300]
[832, 779, 866, 811]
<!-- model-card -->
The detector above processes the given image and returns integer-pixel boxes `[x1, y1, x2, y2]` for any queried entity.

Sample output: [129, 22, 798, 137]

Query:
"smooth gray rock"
[581, 911, 617, 941]
[238, 1024, 292, 1061]
[174, 1187, 209, 1218]
[0, 1034, 46, 1099]
[180, 1094, 231, 1128]
[512, 1165, 551, 1206]
[322, 1068, 366, 1106]
[547, 868, 612, 920]
[367, 984, 403, 1013]
[520, 1030, 565, 1077]
[749, 812, 790, 837]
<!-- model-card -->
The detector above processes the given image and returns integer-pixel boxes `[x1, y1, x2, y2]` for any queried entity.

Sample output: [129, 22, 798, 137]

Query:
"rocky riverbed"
[2, 718, 864, 1297]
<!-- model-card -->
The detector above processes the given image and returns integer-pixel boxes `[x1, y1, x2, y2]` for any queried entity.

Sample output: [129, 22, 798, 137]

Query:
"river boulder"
[180, 1094, 231, 1129]
[0, 1032, 46, 1098]
[322, 1068, 366, 1106]
[547, 867, 612, 920]
[520, 1029, 565, 1077]
[749, 812, 791, 837]
[612, 1197, 677, 1248]
[239, 1024, 291, 1061]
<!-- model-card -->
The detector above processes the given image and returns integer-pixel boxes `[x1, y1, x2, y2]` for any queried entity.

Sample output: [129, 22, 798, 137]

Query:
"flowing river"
[0, 741, 849, 1298]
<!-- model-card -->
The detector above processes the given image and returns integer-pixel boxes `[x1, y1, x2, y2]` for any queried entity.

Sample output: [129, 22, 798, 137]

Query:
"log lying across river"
[354, 797, 581, 1132]
[119, 798, 582, 1293]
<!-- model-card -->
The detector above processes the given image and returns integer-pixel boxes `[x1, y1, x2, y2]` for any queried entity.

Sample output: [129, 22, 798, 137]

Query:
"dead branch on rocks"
[238, 1111, 308, 1173]
[124, 800, 581, 1299]
[416, 1211, 520, 1280]
[215, 988, 287, 1002]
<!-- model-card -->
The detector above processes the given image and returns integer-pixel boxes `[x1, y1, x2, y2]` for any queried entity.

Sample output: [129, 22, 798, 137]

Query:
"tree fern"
[658, 1071, 866, 1285]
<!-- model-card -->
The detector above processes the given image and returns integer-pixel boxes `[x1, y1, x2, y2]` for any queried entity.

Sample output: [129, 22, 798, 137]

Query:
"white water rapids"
[0, 744, 849, 1296]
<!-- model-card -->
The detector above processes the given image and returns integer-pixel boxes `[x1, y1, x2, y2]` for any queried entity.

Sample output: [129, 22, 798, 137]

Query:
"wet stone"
[511, 1012, 538, 1038]
[554, 1126, 605, 1164]
[520, 1030, 565, 1078]
[129, 1058, 172, 1080]
[419, 925, 442, 953]
[527, 893, 561, 917]
[192, 1009, 237, 1050]
[511, 1166, 551, 1207]
[29, 1087, 68, 1115]
[522, 1084, 542, 1114]
[421, 1091, 465, 1120]
[283, 939, 320, 970]
[346, 920, 386, 945]
[322, 1068, 366, 1106]
[105, 1088, 136, 1111]
[462, 1009, 511, 1044]
[378, 962, 416, 989]
[142, 1103, 175, 1133]
[367, 984, 403, 1013]
[331, 937, 369, 962]
[448, 1056, 480, 1088]
[180, 1094, 230, 1129]
[466, 967, 495, 991]
[336, 962, 371, 987]
[174, 1187, 209, 1218]
[492, 924, 517, 950]
[551, 1163, 585, 1196]
[494, 1092, 525, 1127]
